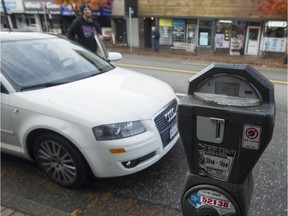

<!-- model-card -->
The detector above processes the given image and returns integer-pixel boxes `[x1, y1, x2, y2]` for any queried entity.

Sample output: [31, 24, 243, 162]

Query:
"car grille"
[153, 99, 178, 148]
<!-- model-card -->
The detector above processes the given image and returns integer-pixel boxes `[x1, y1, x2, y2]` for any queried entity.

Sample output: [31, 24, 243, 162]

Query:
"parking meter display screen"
[193, 74, 262, 106]
[215, 81, 240, 96]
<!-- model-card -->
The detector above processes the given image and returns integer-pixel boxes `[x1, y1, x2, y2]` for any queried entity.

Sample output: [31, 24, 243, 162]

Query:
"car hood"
[22, 68, 176, 125]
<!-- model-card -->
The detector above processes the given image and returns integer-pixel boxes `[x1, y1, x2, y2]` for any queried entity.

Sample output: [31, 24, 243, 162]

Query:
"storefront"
[215, 20, 247, 55]
[154, 17, 286, 57]
[260, 21, 287, 57]
[23, 0, 62, 33]
[1, 0, 24, 29]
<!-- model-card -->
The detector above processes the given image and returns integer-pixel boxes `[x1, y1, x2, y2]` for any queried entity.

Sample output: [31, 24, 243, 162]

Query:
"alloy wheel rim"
[37, 140, 77, 184]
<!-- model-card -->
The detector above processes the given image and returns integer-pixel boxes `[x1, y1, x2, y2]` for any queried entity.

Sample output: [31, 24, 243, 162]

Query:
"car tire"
[33, 133, 88, 188]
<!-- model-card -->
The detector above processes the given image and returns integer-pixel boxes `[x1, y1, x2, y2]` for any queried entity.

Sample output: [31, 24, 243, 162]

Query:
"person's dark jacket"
[67, 17, 102, 52]
[152, 30, 160, 41]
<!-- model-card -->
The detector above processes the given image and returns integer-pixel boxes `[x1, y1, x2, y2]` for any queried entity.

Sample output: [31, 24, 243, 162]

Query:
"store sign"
[172, 19, 185, 38]
[24, 0, 61, 14]
[66, 2, 112, 17]
[0, 0, 24, 13]
[173, 19, 185, 27]
[159, 18, 172, 27]
[97, 2, 112, 16]
[61, 4, 75, 16]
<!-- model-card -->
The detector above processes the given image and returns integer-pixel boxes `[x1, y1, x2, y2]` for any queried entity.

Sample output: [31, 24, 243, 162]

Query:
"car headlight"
[93, 121, 146, 140]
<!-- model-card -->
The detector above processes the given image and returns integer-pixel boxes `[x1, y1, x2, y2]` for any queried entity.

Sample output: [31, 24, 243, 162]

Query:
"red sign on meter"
[242, 125, 261, 150]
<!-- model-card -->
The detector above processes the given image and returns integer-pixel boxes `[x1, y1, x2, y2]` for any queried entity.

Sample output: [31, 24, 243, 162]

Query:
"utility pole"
[129, 7, 134, 52]
[1, 0, 12, 30]
[41, 1, 48, 31]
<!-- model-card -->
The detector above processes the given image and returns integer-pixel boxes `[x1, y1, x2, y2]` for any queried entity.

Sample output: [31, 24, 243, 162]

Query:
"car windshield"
[1, 37, 114, 91]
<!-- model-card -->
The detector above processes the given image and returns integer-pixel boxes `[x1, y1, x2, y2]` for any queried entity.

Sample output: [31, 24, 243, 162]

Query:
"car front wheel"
[33, 133, 89, 188]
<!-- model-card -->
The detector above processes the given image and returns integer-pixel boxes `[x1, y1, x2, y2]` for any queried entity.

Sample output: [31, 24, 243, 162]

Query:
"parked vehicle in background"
[0, 32, 179, 188]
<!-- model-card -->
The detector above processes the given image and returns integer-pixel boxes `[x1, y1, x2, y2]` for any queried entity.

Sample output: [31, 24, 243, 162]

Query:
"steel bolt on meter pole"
[177, 63, 275, 216]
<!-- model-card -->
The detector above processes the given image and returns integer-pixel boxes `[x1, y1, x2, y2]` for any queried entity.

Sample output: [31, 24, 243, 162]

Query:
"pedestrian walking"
[152, 26, 160, 52]
[67, 3, 102, 53]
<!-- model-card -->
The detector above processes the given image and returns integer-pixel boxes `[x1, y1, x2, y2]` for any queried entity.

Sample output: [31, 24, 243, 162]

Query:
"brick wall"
[138, 0, 286, 19]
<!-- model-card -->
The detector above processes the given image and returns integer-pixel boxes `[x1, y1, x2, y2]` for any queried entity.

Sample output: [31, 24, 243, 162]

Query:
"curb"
[1, 191, 70, 216]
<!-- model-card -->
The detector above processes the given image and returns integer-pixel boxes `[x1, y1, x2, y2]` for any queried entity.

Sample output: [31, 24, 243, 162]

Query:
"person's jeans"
[153, 39, 159, 52]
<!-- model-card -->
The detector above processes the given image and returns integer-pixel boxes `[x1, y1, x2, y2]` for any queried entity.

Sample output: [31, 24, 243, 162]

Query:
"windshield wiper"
[20, 81, 69, 91]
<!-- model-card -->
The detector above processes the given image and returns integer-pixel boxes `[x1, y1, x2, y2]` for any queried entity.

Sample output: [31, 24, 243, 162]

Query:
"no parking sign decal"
[242, 125, 261, 150]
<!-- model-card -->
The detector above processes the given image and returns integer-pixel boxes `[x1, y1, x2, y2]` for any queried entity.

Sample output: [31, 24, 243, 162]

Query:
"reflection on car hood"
[22, 68, 176, 124]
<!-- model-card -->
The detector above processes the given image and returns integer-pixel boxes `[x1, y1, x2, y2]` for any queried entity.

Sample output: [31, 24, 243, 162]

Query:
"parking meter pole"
[178, 63, 275, 216]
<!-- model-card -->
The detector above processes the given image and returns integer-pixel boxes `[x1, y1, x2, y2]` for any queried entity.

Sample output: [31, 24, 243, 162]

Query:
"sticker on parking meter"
[198, 144, 236, 182]
[187, 189, 236, 215]
[242, 125, 261, 150]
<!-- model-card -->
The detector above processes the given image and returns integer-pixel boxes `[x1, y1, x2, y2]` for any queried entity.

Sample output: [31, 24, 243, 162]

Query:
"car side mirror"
[108, 52, 123, 62]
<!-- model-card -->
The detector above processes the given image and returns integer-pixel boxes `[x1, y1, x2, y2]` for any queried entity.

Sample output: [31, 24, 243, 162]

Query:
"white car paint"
[1, 32, 179, 183]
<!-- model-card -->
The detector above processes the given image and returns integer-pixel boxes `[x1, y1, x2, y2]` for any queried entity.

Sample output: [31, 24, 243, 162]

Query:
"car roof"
[0, 31, 58, 42]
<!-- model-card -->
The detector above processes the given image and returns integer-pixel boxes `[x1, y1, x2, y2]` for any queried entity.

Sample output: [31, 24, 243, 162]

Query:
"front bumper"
[81, 100, 179, 178]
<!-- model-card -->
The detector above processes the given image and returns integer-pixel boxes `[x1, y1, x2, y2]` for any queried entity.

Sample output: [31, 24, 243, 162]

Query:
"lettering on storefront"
[24, 0, 60, 14]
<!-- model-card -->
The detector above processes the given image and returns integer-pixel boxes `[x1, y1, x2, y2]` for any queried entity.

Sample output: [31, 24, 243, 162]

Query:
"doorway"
[144, 18, 154, 48]
[115, 19, 127, 44]
[245, 26, 260, 55]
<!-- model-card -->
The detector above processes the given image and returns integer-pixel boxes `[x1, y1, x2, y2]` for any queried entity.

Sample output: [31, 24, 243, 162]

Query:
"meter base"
[181, 172, 253, 216]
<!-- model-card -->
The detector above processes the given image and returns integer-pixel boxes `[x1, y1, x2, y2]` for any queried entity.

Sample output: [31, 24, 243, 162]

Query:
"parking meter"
[177, 63, 275, 216]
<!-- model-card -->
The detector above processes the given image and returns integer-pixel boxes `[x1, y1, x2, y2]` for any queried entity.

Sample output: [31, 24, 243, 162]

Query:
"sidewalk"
[1, 191, 71, 216]
[108, 46, 287, 69]
[1, 206, 27, 216]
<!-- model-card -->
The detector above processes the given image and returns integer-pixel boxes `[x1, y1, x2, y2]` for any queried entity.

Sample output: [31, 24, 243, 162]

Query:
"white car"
[1, 32, 179, 188]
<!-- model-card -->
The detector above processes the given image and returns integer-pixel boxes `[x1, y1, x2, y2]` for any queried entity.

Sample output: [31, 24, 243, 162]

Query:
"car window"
[1, 38, 114, 91]
[1, 82, 9, 94]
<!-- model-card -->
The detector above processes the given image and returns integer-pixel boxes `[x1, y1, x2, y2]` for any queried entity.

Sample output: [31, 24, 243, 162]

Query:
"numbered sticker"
[187, 189, 236, 216]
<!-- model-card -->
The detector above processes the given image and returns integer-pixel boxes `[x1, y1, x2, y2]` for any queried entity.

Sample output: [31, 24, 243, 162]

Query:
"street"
[1, 54, 287, 216]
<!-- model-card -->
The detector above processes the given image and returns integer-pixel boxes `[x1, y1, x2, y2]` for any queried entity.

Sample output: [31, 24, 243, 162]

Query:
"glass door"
[245, 26, 260, 55]
[186, 24, 197, 44]
[198, 20, 213, 46]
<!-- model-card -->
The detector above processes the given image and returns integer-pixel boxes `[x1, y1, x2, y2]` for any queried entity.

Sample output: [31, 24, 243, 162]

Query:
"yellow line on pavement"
[270, 80, 288, 85]
[115, 63, 198, 74]
[115, 63, 288, 85]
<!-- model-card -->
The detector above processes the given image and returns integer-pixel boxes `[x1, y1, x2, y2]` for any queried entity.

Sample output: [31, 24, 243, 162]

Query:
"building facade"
[1, 0, 286, 57]
[137, 0, 287, 57]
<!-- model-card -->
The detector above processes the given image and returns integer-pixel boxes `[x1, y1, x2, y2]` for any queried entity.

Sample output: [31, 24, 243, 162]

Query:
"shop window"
[186, 20, 197, 44]
[264, 21, 287, 38]
[172, 19, 185, 43]
[215, 20, 232, 48]
[25, 16, 36, 27]
[260, 21, 287, 53]
[229, 21, 247, 55]
[159, 18, 173, 45]
[198, 20, 212, 46]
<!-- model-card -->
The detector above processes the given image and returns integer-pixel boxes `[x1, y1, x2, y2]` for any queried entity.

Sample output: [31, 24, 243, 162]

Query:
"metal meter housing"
[178, 63, 275, 216]
[178, 63, 275, 184]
